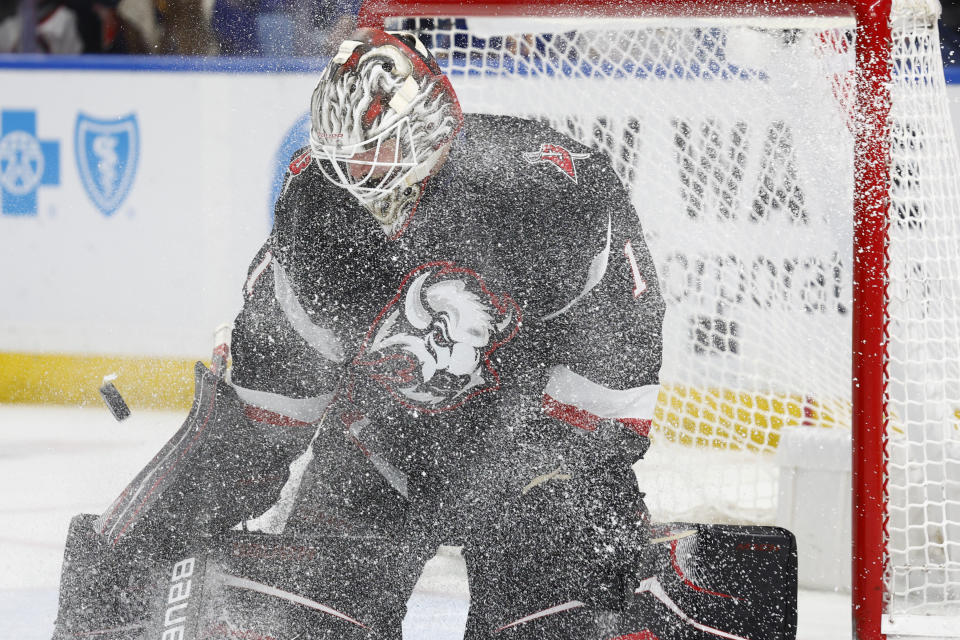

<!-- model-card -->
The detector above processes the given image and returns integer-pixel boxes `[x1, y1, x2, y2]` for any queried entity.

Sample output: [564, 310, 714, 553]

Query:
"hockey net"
[359, 0, 960, 634]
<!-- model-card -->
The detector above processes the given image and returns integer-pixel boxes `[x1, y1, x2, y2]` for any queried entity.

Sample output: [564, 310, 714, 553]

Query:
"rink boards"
[0, 58, 322, 407]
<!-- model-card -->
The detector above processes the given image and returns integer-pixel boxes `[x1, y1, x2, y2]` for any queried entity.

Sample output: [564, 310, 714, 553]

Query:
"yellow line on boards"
[0, 352, 200, 410]
[1, 353, 860, 451]
[653, 385, 852, 452]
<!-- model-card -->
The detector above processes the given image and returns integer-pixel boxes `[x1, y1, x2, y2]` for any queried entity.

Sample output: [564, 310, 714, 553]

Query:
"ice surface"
[0, 404, 850, 639]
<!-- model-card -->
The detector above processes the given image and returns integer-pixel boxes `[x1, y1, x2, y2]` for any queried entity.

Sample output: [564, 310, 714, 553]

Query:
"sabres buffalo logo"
[354, 261, 521, 412]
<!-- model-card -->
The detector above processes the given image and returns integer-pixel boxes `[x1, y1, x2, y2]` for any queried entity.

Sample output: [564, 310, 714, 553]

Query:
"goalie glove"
[501, 415, 652, 610]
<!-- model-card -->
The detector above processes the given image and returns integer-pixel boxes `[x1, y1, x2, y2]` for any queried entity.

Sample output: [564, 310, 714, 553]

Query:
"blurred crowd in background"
[3, 0, 960, 61]
[0, 0, 362, 55]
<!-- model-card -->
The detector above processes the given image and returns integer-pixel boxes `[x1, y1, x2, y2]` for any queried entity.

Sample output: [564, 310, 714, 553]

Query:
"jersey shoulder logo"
[288, 150, 312, 175]
[354, 261, 521, 412]
[522, 143, 590, 184]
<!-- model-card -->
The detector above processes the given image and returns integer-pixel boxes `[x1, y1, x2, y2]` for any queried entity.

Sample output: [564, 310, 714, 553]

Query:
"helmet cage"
[309, 29, 463, 232]
[313, 116, 419, 203]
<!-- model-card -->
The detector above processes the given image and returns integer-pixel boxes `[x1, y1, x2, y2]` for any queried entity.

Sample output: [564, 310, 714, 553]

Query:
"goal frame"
[358, 1, 894, 638]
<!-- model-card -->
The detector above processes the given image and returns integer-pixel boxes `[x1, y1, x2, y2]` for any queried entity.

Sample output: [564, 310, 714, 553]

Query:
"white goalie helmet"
[309, 29, 463, 236]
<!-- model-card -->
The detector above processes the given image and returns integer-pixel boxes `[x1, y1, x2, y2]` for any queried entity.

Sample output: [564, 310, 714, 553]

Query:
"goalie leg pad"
[54, 521, 432, 640]
[460, 472, 649, 640]
[153, 532, 430, 639]
[52, 514, 155, 640]
[616, 523, 798, 640]
[96, 362, 315, 555]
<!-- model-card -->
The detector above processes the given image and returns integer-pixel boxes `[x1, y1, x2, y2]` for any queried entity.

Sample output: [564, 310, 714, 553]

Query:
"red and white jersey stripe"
[232, 384, 334, 428]
[542, 364, 658, 436]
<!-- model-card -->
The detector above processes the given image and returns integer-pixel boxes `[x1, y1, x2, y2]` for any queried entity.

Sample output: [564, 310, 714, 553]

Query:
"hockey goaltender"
[51, 28, 798, 640]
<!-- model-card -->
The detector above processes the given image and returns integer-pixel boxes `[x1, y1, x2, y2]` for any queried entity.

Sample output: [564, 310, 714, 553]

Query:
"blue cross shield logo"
[0, 110, 60, 216]
[75, 113, 139, 216]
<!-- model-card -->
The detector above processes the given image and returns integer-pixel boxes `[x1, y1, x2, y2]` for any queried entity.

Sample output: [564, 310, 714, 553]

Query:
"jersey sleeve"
[539, 155, 665, 450]
[228, 147, 346, 429]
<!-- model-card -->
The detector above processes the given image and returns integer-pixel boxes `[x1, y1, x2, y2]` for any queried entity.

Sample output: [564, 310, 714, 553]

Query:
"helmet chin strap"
[360, 140, 453, 237]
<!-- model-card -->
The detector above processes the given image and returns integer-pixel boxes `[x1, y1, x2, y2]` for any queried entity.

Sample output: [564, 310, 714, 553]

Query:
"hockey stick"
[211, 323, 233, 377]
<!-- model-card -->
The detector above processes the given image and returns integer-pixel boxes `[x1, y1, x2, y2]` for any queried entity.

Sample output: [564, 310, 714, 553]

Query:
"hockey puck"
[99, 381, 131, 421]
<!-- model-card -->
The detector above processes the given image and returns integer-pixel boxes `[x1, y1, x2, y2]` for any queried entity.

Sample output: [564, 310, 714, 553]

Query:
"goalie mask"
[309, 29, 463, 237]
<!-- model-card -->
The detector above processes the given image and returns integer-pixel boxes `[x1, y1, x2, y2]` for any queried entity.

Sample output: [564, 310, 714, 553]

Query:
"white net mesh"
[382, 0, 960, 620]
[886, 0, 960, 616]
[387, 13, 855, 522]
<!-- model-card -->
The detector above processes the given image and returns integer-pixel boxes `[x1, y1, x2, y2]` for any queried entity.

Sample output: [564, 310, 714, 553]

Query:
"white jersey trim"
[544, 364, 658, 420]
[345, 416, 410, 498]
[541, 214, 612, 321]
[232, 384, 334, 424]
[495, 601, 586, 632]
[218, 572, 368, 628]
[272, 259, 346, 363]
[245, 251, 274, 298]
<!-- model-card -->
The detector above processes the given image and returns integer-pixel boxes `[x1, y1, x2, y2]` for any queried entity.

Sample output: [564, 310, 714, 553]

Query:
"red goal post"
[354, 2, 943, 639]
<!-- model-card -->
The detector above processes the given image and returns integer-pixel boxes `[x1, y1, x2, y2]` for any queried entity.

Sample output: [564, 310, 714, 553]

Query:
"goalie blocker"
[52, 514, 796, 640]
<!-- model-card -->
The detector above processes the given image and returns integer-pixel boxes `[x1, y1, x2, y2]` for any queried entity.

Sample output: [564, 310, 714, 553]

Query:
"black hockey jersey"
[229, 113, 665, 524]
